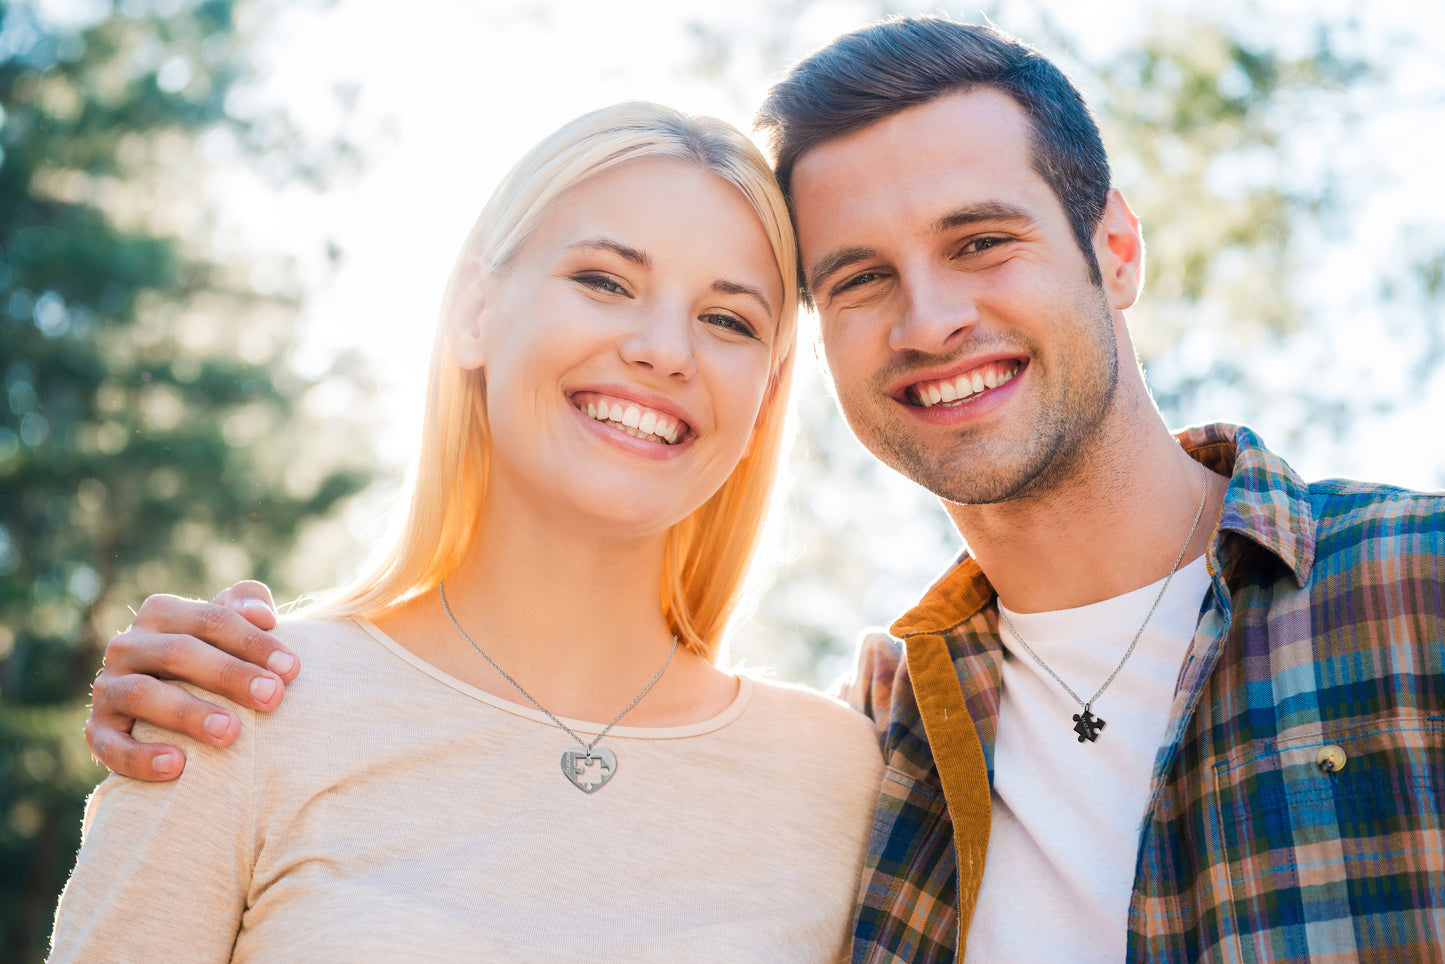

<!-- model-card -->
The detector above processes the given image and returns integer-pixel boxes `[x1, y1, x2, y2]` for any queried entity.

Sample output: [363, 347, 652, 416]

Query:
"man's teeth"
[915, 363, 1019, 408]
[585, 401, 682, 443]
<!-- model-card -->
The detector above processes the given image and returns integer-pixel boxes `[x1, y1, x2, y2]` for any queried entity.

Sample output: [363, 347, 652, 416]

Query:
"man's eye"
[832, 271, 883, 296]
[962, 236, 1007, 255]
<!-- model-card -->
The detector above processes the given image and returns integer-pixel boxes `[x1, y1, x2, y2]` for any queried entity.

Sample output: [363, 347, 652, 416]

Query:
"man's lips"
[903, 359, 1023, 408]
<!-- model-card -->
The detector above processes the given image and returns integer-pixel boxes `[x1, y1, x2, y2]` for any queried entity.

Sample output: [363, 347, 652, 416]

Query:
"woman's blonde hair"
[311, 103, 799, 662]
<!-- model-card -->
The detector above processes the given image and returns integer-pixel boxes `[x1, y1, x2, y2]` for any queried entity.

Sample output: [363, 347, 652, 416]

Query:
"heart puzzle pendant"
[561, 747, 617, 793]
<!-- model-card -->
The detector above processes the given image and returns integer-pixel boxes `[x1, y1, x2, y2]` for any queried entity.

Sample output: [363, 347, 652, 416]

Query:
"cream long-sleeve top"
[49, 617, 884, 963]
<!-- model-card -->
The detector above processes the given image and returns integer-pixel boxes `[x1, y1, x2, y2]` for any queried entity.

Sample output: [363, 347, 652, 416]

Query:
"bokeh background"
[3, 0, 1442, 956]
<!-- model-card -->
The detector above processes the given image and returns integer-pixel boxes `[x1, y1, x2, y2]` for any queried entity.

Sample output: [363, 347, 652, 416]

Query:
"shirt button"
[1316, 745, 1347, 774]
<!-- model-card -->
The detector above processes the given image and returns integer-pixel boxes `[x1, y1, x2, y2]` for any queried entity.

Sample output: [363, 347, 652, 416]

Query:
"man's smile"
[906, 359, 1023, 408]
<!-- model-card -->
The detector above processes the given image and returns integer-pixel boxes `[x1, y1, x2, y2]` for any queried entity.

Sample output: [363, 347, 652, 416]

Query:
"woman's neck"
[371, 496, 736, 726]
[453, 501, 675, 665]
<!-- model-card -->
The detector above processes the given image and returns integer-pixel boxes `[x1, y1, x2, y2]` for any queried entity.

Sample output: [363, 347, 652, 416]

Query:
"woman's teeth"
[584, 400, 682, 444]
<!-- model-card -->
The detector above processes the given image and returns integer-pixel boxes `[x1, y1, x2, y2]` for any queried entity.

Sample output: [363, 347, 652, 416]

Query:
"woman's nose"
[619, 304, 697, 379]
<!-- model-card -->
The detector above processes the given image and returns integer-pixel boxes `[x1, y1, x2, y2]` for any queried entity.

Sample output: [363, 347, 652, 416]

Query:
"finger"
[106, 625, 288, 711]
[214, 580, 279, 632]
[84, 705, 188, 782]
[94, 669, 250, 744]
[123, 597, 298, 683]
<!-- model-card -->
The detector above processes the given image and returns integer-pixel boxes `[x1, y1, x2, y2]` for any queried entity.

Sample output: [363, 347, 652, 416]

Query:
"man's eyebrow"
[806, 246, 876, 296]
[935, 201, 1039, 232]
[565, 237, 653, 268]
[712, 279, 774, 317]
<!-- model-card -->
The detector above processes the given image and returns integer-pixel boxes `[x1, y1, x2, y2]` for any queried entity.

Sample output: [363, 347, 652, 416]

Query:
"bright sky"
[226, 0, 1134, 445]
[225, 0, 1443, 471]
[214, 0, 1133, 664]
[157, 0, 1445, 675]
[197, 0, 1445, 673]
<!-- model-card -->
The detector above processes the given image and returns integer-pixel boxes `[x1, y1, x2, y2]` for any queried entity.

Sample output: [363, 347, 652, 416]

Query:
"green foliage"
[0, 1, 372, 957]
[1093, 15, 1371, 364]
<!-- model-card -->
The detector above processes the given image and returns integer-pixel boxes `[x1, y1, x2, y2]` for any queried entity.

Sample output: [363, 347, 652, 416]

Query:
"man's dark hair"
[755, 16, 1111, 286]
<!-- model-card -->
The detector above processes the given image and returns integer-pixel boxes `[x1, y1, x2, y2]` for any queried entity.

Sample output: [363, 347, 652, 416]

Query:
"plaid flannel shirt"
[844, 422, 1445, 963]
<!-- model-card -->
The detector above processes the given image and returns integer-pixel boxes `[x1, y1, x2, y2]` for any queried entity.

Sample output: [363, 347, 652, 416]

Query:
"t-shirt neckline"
[351, 616, 752, 740]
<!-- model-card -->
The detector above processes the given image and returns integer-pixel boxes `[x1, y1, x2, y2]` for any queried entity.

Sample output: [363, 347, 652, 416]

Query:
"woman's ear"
[446, 257, 490, 371]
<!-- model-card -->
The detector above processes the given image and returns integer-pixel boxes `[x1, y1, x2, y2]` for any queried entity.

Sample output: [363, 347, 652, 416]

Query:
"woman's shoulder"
[268, 615, 416, 686]
[738, 672, 879, 748]
[125, 617, 375, 746]
[270, 614, 376, 654]
[265, 615, 431, 713]
[728, 673, 885, 808]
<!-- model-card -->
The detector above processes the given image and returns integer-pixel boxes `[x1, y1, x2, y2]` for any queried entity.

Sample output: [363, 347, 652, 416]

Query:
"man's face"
[790, 88, 1131, 505]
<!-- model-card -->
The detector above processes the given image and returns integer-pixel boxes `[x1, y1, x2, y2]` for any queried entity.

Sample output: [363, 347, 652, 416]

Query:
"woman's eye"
[703, 313, 759, 340]
[575, 273, 628, 296]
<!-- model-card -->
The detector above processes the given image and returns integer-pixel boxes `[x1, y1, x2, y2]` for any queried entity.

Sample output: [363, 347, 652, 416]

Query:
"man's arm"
[86, 580, 299, 781]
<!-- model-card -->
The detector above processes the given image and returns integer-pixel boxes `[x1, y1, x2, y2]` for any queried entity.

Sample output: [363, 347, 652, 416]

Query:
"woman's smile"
[571, 389, 690, 446]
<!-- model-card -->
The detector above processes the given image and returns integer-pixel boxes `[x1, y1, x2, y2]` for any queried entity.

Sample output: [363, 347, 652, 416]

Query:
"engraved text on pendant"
[561, 747, 617, 793]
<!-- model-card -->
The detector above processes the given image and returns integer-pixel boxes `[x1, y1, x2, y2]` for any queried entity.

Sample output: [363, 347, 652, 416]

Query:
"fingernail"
[267, 651, 296, 676]
[153, 752, 180, 776]
[241, 598, 275, 615]
[250, 676, 279, 703]
[203, 713, 231, 741]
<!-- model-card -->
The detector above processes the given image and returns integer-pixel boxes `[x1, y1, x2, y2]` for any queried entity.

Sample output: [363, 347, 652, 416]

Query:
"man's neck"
[946, 405, 1227, 615]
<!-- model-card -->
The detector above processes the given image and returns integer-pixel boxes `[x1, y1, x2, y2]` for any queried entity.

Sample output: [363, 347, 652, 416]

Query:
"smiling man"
[81, 16, 1444, 964]
[753, 17, 1445, 964]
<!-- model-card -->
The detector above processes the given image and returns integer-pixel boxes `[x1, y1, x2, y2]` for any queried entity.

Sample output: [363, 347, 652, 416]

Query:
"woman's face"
[464, 156, 785, 539]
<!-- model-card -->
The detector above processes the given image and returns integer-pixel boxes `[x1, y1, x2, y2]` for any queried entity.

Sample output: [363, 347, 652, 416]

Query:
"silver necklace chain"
[999, 462, 1209, 742]
[438, 581, 678, 758]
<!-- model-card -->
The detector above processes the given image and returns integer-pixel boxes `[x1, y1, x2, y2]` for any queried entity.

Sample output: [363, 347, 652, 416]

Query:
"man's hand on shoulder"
[86, 580, 299, 781]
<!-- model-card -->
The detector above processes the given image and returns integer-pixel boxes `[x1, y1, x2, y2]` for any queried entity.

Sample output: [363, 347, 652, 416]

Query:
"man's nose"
[889, 268, 980, 355]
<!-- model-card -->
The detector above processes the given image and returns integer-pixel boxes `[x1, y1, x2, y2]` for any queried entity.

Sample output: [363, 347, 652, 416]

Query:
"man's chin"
[879, 452, 1034, 507]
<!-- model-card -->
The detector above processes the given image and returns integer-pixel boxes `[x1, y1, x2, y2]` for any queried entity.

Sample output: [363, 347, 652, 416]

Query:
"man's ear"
[1094, 189, 1145, 310]
[446, 257, 490, 370]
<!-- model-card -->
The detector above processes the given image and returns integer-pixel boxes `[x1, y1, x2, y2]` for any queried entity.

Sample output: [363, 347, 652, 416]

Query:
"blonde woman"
[50, 103, 882, 962]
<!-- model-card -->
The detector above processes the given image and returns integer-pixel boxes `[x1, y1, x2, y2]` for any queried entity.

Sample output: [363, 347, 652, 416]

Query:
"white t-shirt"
[51, 618, 884, 963]
[963, 557, 1212, 964]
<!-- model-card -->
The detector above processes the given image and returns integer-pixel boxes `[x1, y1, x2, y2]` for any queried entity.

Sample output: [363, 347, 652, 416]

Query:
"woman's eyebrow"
[712, 278, 774, 317]
[566, 237, 653, 268]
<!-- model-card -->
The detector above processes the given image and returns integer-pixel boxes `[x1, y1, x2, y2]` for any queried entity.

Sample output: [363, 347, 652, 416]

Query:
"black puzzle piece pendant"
[1072, 708, 1105, 743]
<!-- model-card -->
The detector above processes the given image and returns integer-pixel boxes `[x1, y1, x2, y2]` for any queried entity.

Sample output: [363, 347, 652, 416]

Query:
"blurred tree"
[0, 1, 372, 957]
[1088, 11, 1369, 422]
